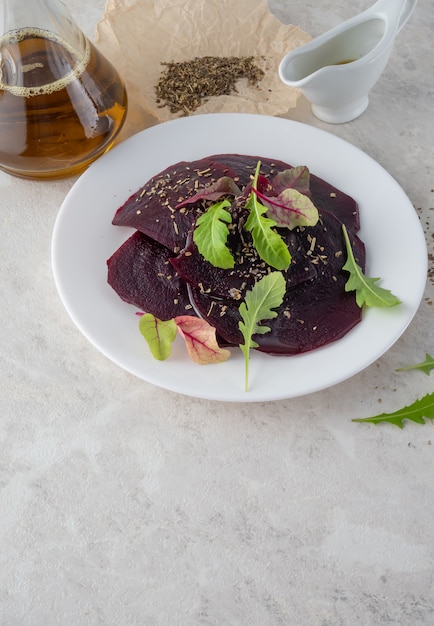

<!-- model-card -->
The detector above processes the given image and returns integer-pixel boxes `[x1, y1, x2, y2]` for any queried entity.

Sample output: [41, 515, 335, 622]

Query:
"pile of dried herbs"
[155, 55, 265, 115]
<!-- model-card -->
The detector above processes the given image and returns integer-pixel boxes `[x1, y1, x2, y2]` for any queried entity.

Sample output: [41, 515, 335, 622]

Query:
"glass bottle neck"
[1, 0, 87, 59]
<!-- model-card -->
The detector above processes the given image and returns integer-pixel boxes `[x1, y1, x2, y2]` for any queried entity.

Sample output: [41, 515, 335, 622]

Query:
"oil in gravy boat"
[279, 0, 417, 123]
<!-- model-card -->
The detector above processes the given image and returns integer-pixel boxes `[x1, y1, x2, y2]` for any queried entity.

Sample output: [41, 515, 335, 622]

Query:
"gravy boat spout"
[279, 0, 417, 123]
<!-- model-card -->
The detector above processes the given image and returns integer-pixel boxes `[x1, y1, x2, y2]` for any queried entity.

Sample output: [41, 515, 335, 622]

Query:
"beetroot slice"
[112, 158, 238, 252]
[188, 209, 365, 354]
[309, 174, 360, 233]
[107, 231, 194, 320]
[208, 154, 291, 188]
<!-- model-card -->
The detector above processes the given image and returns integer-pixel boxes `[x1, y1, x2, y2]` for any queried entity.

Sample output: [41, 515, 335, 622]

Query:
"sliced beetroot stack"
[107, 154, 365, 355]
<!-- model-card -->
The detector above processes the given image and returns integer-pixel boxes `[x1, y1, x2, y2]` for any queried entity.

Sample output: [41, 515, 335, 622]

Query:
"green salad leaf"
[175, 315, 231, 365]
[139, 314, 177, 360]
[342, 224, 401, 308]
[265, 187, 319, 230]
[193, 199, 234, 269]
[272, 165, 311, 197]
[244, 162, 291, 271]
[352, 392, 434, 428]
[139, 313, 231, 365]
[396, 353, 434, 376]
[238, 271, 286, 391]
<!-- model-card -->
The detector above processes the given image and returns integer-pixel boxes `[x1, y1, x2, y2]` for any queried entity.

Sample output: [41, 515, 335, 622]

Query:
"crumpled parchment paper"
[95, 0, 311, 137]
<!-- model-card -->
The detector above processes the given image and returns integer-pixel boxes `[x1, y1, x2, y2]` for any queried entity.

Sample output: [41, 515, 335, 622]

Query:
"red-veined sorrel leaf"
[254, 187, 319, 229]
[138, 313, 177, 360]
[271, 165, 311, 196]
[174, 316, 231, 365]
[176, 176, 241, 208]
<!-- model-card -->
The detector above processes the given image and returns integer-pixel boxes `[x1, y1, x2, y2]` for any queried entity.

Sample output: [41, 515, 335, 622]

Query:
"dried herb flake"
[155, 55, 265, 115]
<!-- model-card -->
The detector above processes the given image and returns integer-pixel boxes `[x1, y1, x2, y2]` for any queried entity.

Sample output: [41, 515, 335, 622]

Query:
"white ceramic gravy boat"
[279, 0, 417, 123]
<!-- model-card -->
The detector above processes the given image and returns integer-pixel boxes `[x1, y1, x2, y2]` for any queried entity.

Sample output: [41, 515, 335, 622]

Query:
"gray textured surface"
[1, 1, 434, 624]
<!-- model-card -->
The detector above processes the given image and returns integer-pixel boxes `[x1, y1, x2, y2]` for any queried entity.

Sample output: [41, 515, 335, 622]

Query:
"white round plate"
[51, 113, 427, 402]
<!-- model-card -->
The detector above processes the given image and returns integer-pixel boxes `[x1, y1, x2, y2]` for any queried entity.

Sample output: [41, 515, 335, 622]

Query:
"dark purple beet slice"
[112, 158, 238, 252]
[208, 153, 292, 187]
[309, 174, 360, 233]
[188, 209, 365, 354]
[107, 231, 194, 320]
[171, 221, 317, 301]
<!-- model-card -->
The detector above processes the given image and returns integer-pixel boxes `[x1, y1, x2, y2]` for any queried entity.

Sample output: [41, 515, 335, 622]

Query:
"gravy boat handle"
[397, 0, 418, 33]
[372, 0, 418, 33]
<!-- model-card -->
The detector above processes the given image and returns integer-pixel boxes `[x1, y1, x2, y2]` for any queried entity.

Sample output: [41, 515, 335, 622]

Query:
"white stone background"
[1, 1, 434, 624]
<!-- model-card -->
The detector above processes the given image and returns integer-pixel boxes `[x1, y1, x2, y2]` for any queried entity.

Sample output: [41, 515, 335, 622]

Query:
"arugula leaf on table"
[238, 271, 286, 391]
[193, 199, 235, 269]
[396, 353, 434, 376]
[139, 314, 177, 360]
[341, 224, 401, 308]
[352, 392, 434, 428]
[244, 162, 291, 271]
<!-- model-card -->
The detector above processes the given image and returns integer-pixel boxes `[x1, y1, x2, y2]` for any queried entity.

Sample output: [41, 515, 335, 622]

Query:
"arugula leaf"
[396, 353, 434, 375]
[193, 199, 235, 269]
[238, 271, 286, 391]
[244, 162, 291, 271]
[352, 392, 434, 428]
[139, 314, 177, 360]
[341, 224, 401, 308]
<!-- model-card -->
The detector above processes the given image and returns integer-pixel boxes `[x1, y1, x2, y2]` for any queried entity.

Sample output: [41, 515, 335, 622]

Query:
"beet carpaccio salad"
[107, 153, 400, 390]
